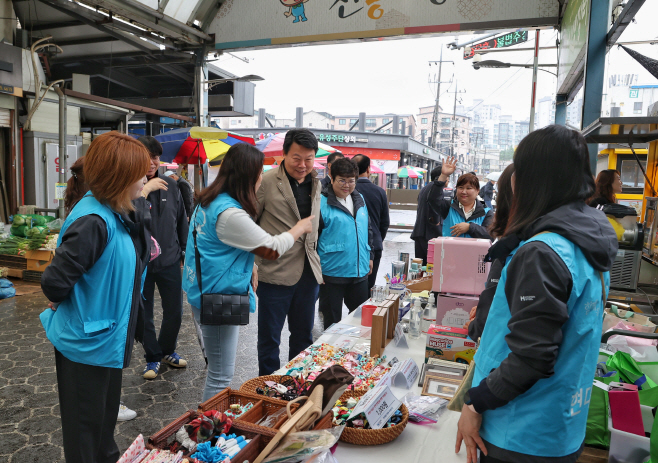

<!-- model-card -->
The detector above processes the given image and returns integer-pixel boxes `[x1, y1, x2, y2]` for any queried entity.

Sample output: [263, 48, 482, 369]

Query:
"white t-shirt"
[337, 194, 354, 215]
[459, 202, 476, 220]
[215, 208, 295, 255]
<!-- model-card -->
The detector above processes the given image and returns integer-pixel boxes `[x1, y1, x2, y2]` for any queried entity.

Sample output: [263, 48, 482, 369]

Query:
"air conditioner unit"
[610, 249, 642, 291]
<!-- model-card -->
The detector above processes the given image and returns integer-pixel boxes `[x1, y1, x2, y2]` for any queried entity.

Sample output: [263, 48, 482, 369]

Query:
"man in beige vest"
[256, 129, 322, 375]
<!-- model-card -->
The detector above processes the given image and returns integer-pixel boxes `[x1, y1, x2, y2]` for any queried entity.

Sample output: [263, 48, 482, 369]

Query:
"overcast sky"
[214, 1, 658, 123]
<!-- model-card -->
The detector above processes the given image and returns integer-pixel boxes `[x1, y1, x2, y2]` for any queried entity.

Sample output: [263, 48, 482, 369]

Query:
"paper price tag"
[349, 385, 401, 429]
[390, 358, 419, 389]
[394, 323, 408, 348]
[55, 182, 67, 200]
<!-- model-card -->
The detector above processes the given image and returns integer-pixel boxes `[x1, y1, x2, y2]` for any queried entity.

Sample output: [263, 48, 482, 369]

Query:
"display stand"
[370, 294, 401, 358]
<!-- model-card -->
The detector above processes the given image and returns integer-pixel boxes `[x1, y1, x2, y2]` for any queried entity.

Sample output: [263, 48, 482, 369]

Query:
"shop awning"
[328, 146, 400, 161]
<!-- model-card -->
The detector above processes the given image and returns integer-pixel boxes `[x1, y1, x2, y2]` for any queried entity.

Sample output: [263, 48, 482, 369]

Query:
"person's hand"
[441, 156, 457, 177]
[368, 260, 373, 276]
[463, 320, 471, 330]
[47, 302, 57, 311]
[170, 173, 180, 181]
[450, 222, 470, 237]
[455, 404, 487, 463]
[251, 264, 258, 292]
[469, 306, 477, 320]
[143, 178, 168, 197]
[297, 216, 315, 234]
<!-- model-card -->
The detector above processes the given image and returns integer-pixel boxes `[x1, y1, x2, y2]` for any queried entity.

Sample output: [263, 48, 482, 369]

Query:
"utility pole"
[446, 80, 466, 159]
[529, 29, 540, 132]
[429, 49, 453, 149]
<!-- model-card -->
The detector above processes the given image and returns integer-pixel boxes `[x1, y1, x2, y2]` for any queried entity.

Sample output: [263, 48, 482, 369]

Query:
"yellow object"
[606, 216, 625, 241]
[454, 348, 476, 365]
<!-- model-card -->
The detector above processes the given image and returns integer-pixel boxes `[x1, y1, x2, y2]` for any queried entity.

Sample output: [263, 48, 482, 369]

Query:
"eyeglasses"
[336, 179, 356, 187]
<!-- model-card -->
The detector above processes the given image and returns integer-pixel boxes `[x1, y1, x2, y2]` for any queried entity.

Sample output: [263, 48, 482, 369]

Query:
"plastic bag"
[47, 218, 64, 233]
[0, 278, 16, 300]
[607, 321, 658, 346]
[305, 450, 339, 463]
[402, 393, 448, 424]
[256, 407, 287, 428]
[263, 427, 343, 463]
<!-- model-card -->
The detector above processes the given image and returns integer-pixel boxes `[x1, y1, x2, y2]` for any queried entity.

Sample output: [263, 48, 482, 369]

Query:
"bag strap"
[610, 306, 634, 319]
[599, 272, 608, 305]
[192, 205, 203, 295]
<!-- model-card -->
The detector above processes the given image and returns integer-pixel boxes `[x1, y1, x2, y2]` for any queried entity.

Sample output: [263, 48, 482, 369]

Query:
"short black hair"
[430, 166, 442, 181]
[137, 136, 162, 158]
[326, 152, 344, 165]
[283, 128, 318, 155]
[331, 158, 358, 181]
[352, 154, 370, 175]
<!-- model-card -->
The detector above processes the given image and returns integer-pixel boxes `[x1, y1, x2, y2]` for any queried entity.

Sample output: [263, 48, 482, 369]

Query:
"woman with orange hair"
[588, 169, 622, 208]
[41, 131, 151, 463]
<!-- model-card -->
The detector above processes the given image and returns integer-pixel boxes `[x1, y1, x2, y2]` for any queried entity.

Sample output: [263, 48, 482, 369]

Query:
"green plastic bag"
[647, 406, 658, 463]
[607, 351, 658, 390]
[585, 372, 620, 448]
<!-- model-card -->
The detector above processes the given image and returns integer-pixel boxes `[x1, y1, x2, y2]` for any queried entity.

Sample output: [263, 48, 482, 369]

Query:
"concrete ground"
[0, 211, 415, 462]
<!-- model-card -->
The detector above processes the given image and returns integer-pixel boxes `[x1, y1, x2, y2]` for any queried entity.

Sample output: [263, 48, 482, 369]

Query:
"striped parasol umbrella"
[256, 132, 340, 164]
[397, 166, 421, 178]
[155, 127, 255, 164]
[263, 164, 276, 172]
[413, 166, 428, 174]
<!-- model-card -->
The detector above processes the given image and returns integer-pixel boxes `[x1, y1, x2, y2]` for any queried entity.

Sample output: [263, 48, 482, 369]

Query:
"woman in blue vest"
[318, 157, 374, 330]
[455, 125, 618, 463]
[41, 131, 152, 463]
[183, 143, 314, 401]
[428, 156, 493, 240]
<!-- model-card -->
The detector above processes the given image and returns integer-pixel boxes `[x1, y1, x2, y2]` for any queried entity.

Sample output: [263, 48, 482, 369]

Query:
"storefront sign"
[211, 1, 558, 51]
[317, 134, 359, 143]
[463, 31, 528, 59]
[629, 89, 639, 98]
[0, 84, 14, 95]
[557, 0, 590, 93]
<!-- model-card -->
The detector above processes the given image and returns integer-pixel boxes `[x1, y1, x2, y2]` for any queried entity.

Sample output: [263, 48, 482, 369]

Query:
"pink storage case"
[427, 241, 435, 264]
[436, 294, 479, 329]
[431, 237, 491, 296]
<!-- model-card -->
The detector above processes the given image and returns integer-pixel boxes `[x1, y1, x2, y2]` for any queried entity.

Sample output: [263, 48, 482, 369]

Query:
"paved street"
[0, 213, 415, 462]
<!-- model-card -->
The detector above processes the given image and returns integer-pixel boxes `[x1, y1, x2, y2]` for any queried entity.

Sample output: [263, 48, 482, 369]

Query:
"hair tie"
[71, 171, 77, 179]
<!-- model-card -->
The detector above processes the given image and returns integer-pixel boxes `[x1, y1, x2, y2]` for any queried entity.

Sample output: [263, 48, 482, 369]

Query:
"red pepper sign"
[463, 30, 528, 60]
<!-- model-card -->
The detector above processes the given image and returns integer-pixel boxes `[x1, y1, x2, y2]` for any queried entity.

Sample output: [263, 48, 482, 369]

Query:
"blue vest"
[40, 194, 137, 369]
[318, 193, 371, 278]
[183, 193, 256, 312]
[473, 233, 608, 457]
[442, 205, 489, 238]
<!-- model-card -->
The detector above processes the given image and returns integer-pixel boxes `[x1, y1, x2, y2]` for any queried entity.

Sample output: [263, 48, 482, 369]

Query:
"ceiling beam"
[37, 0, 156, 54]
[156, 64, 194, 83]
[51, 36, 120, 47]
[201, 0, 223, 32]
[607, 0, 646, 48]
[105, 56, 195, 69]
[95, 67, 153, 95]
[157, 0, 170, 14]
[28, 20, 84, 31]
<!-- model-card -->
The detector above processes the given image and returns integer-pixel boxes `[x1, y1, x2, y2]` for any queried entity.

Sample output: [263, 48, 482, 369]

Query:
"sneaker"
[143, 361, 160, 380]
[117, 402, 137, 421]
[163, 352, 187, 368]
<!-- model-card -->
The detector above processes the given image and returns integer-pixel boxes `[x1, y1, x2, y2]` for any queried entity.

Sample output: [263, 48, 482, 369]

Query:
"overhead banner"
[211, 0, 559, 51]
[463, 30, 528, 59]
[556, 0, 590, 94]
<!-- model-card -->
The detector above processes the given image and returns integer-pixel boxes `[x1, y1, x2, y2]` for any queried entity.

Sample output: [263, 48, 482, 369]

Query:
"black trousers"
[55, 349, 122, 463]
[368, 249, 383, 290]
[142, 262, 183, 362]
[319, 279, 369, 330]
[414, 239, 429, 266]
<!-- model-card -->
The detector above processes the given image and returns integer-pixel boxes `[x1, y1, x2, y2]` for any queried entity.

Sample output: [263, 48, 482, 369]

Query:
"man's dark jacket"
[145, 171, 189, 272]
[411, 181, 443, 242]
[355, 177, 390, 252]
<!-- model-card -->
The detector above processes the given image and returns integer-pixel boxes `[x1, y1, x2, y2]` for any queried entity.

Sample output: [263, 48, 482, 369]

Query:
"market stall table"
[277, 302, 467, 462]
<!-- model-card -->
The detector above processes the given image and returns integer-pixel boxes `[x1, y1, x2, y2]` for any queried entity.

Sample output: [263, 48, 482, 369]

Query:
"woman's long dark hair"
[65, 157, 89, 214]
[489, 163, 515, 238]
[505, 125, 595, 238]
[197, 143, 264, 217]
[593, 169, 620, 204]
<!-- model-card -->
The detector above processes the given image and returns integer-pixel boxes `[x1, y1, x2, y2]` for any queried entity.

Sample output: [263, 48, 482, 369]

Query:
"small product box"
[436, 294, 479, 329]
[425, 324, 477, 364]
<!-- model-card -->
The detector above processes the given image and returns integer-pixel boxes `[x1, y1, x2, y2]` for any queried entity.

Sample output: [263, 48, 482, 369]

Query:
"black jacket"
[468, 202, 618, 462]
[146, 171, 189, 272]
[480, 181, 495, 204]
[41, 198, 152, 368]
[321, 174, 332, 191]
[410, 181, 443, 242]
[319, 187, 375, 284]
[176, 176, 195, 219]
[427, 180, 494, 240]
[587, 195, 612, 208]
[354, 177, 389, 252]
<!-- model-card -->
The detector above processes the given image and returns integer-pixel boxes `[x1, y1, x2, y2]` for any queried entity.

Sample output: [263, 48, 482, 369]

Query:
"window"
[422, 118, 428, 124]
[339, 119, 346, 125]
[231, 120, 237, 125]
[285, 125, 290, 128]
[421, 129, 428, 135]
[350, 118, 358, 125]
[366, 118, 376, 127]
[616, 155, 647, 194]
[383, 118, 390, 124]
[634, 102, 643, 114]
[462, 130, 465, 134]
[331, 125, 334, 130]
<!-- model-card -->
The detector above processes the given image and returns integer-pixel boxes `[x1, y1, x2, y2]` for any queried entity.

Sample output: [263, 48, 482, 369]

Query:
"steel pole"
[54, 85, 67, 219]
[528, 29, 540, 132]
[430, 48, 443, 148]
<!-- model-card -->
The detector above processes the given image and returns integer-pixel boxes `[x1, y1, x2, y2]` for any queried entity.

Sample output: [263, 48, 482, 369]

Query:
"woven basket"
[335, 390, 409, 445]
[239, 375, 285, 396]
[198, 387, 297, 435]
[147, 410, 265, 461]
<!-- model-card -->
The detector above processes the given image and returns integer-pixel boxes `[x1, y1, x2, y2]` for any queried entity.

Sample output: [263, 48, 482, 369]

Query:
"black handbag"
[193, 212, 250, 326]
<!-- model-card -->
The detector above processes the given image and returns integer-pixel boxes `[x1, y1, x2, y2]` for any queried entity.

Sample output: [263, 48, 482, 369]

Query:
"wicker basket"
[335, 390, 409, 445]
[239, 375, 285, 396]
[198, 387, 298, 435]
[146, 410, 264, 461]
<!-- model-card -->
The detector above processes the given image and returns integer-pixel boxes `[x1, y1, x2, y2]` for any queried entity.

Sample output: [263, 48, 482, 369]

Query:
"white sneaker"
[117, 402, 137, 421]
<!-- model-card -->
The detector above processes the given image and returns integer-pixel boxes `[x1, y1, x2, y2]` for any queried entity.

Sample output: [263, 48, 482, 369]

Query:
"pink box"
[431, 237, 491, 296]
[427, 241, 435, 264]
[609, 383, 644, 437]
[436, 294, 479, 329]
